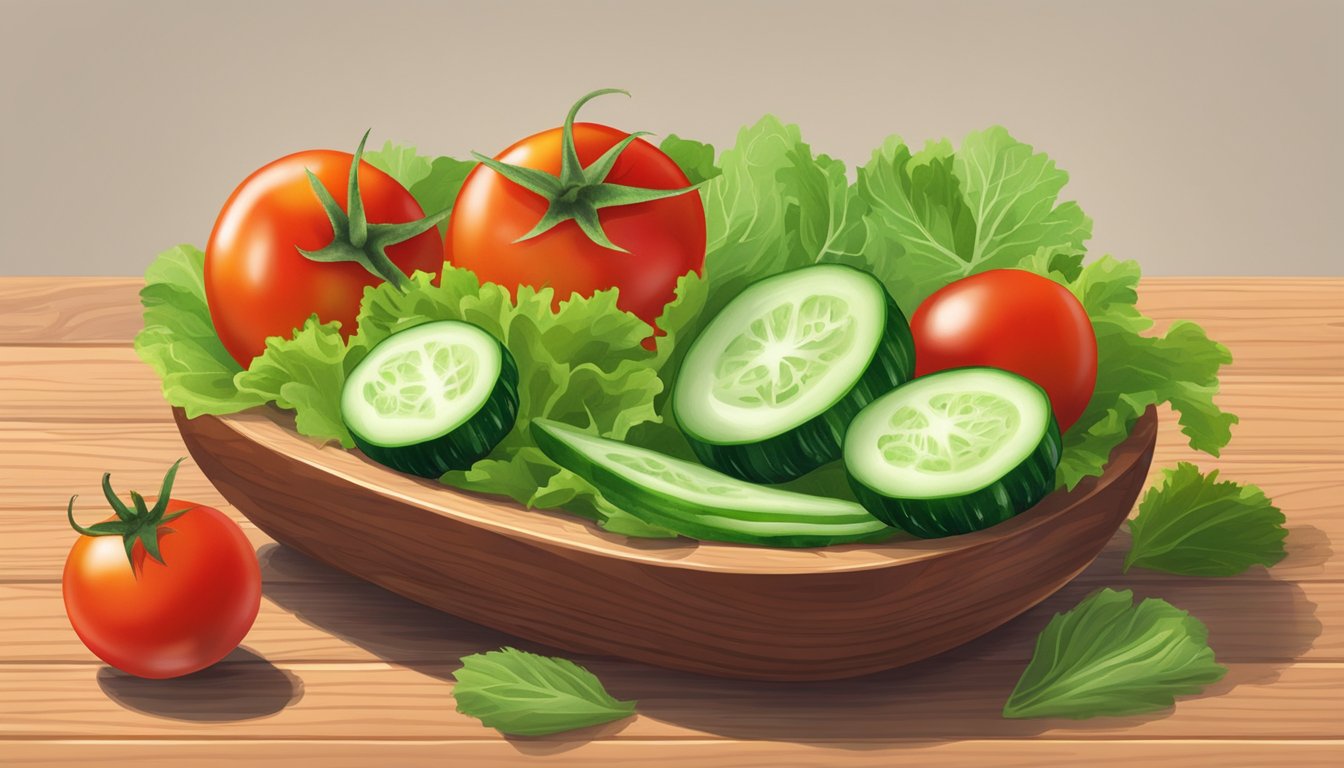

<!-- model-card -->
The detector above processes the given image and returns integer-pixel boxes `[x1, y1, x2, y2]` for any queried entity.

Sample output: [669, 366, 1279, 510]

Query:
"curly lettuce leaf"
[1003, 588, 1227, 719]
[363, 140, 434, 190]
[347, 269, 681, 537]
[856, 129, 1089, 312]
[659, 135, 720, 186]
[1025, 255, 1237, 488]
[1125, 463, 1286, 576]
[133, 245, 264, 417]
[234, 315, 351, 447]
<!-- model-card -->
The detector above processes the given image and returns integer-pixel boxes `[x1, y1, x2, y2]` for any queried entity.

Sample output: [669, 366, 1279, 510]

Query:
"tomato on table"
[449, 89, 705, 333]
[206, 134, 446, 368]
[62, 461, 261, 679]
[911, 269, 1097, 432]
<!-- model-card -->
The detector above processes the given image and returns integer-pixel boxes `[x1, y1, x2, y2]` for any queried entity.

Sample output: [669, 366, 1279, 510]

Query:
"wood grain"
[1, 661, 1341, 740]
[0, 277, 143, 346]
[1, 579, 1335, 665]
[4, 741, 1343, 768]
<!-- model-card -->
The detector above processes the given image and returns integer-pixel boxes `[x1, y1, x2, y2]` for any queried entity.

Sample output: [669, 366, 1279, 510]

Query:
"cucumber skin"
[848, 417, 1063, 538]
[680, 292, 915, 485]
[532, 423, 895, 548]
[351, 346, 520, 479]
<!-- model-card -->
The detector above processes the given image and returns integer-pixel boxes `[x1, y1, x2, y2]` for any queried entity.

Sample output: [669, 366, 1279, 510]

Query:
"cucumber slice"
[532, 419, 893, 548]
[341, 321, 519, 478]
[844, 367, 1062, 538]
[673, 264, 914, 484]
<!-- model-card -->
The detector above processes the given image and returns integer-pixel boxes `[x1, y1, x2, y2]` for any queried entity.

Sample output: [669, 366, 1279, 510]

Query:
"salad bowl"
[176, 405, 1157, 681]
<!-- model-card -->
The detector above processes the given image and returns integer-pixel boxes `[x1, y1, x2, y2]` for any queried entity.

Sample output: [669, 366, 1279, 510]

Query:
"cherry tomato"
[911, 269, 1097, 431]
[206, 141, 444, 368]
[449, 90, 705, 332]
[62, 463, 261, 679]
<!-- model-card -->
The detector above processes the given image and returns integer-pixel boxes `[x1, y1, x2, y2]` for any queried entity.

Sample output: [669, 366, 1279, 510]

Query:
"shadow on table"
[256, 524, 1325, 746]
[97, 646, 303, 721]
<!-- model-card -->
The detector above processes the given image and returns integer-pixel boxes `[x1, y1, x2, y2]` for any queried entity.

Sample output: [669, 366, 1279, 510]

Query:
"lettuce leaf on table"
[1003, 587, 1227, 719]
[1125, 462, 1286, 576]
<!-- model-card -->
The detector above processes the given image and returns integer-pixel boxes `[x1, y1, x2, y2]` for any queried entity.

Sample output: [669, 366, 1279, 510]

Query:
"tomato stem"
[470, 89, 702, 253]
[67, 459, 194, 569]
[296, 130, 448, 290]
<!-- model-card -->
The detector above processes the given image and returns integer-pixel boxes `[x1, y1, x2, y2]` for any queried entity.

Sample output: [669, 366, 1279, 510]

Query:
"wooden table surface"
[2, 276, 1341, 766]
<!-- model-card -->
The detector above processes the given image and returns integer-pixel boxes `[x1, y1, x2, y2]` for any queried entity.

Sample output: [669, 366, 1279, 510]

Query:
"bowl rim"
[178, 405, 1157, 576]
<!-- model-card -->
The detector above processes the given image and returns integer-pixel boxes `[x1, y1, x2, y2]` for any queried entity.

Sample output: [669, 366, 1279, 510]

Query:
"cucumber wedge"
[844, 367, 1062, 538]
[532, 419, 893, 548]
[673, 264, 914, 484]
[341, 321, 519, 478]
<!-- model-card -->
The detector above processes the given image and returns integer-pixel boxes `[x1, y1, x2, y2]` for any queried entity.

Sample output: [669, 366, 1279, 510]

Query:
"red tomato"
[63, 467, 261, 679]
[911, 269, 1097, 431]
[206, 146, 443, 368]
[449, 92, 705, 332]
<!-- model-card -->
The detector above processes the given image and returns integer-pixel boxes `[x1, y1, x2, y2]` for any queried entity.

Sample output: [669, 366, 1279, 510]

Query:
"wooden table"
[2, 276, 1341, 766]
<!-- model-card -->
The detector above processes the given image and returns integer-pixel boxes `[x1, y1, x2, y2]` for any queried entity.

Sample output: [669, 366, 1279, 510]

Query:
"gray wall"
[2, 0, 1339, 276]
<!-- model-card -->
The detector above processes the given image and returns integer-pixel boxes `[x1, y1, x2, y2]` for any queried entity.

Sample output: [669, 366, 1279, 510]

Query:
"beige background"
[1, 0, 1339, 276]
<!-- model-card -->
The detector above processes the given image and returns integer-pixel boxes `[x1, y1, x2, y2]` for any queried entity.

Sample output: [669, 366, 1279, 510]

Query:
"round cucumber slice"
[844, 367, 1062, 538]
[532, 418, 893, 547]
[341, 321, 519, 478]
[673, 264, 914, 484]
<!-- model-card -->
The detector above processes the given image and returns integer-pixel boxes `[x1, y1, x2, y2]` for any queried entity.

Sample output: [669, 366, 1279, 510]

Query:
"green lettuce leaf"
[1125, 462, 1287, 576]
[659, 135, 720, 185]
[1025, 255, 1237, 488]
[1003, 588, 1227, 719]
[699, 117, 799, 313]
[133, 245, 264, 417]
[364, 141, 475, 235]
[856, 129, 1090, 312]
[234, 316, 351, 447]
[453, 647, 636, 736]
[347, 269, 683, 537]
[410, 155, 477, 235]
[363, 140, 434, 190]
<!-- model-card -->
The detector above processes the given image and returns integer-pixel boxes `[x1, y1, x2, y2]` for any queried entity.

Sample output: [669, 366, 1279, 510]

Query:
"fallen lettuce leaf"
[1125, 462, 1286, 576]
[453, 647, 636, 736]
[133, 244, 264, 417]
[1003, 588, 1227, 719]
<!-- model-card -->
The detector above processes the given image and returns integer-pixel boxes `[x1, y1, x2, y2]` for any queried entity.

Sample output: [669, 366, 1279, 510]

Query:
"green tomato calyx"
[471, 89, 702, 253]
[66, 458, 196, 569]
[298, 131, 449, 290]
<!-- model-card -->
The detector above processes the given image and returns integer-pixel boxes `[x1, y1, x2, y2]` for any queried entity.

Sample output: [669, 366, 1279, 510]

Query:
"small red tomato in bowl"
[206, 133, 447, 368]
[911, 269, 1097, 432]
[449, 88, 706, 336]
[62, 460, 261, 679]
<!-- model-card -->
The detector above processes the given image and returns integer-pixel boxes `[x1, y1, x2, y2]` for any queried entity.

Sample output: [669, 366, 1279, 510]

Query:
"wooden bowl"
[175, 406, 1157, 681]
